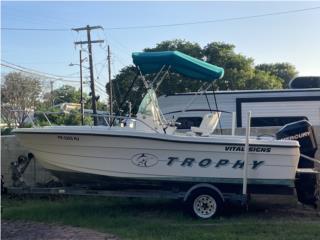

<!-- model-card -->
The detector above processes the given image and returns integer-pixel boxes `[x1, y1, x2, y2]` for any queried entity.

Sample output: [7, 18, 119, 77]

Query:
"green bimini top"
[132, 51, 224, 81]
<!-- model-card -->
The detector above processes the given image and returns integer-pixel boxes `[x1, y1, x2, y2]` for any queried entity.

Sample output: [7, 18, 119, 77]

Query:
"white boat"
[12, 118, 300, 188]
[13, 51, 318, 218]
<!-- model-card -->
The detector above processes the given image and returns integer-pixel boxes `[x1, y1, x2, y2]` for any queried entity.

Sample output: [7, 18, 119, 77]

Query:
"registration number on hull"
[57, 135, 79, 141]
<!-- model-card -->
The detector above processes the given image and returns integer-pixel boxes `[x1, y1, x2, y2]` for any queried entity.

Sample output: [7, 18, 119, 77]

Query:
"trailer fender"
[183, 183, 224, 202]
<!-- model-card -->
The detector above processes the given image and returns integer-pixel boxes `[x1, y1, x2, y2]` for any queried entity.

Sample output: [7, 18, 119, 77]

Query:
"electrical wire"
[2, 6, 319, 31]
[1, 60, 79, 80]
[96, 80, 106, 89]
[104, 6, 320, 30]
[95, 84, 107, 92]
[1, 63, 80, 83]
[1, 27, 70, 31]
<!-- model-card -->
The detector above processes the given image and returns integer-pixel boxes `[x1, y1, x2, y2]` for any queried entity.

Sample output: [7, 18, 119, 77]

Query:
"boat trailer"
[4, 151, 319, 218]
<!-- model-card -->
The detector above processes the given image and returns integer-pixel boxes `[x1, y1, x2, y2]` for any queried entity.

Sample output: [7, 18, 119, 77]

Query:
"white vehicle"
[158, 88, 320, 130]
[13, 51, 319, 218]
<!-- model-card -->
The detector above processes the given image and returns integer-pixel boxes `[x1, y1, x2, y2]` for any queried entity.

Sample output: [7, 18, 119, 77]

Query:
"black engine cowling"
[276, 120, 319, 207]
[276, 120, 317, 168]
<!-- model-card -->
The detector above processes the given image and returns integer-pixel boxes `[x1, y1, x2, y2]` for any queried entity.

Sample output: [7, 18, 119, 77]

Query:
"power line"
[96, 79, 107, 89]
[1, 27, 70, 31]
[1, 61, 68, 65]
[96, 88, 108, 97]
[105, 6, 320, 30]
[1, 60, 79, 80]
[2, 6, 320, 32]
[1, 62, 80, 83]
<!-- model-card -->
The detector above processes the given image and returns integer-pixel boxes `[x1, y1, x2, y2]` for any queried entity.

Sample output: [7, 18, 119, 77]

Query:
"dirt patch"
[242, 194, 320, 219]
[1, 220, 119, 240]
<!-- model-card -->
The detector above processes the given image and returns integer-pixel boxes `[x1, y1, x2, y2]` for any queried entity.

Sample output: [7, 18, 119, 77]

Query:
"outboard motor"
[276, 120, 319, 207]
[276, 120, 317, 168]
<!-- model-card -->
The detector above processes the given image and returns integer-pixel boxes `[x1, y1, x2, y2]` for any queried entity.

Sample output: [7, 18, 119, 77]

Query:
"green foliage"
[1, 72, 42, 127]
[35, 109, 92, 126]
[49, 85, 106, 111]
[246, 70, 283, 90]
[144, 39, 203, 58]
[255, 63, 298, 88]
[96, 101, 108, 111]
[34, 84, 106, 126]
[1, 72, 42, 105]
[1, 128, 14, 135]
[107, 66, 145, 114]
[203, 42, 255, 90]
[51, 85, 83, 105]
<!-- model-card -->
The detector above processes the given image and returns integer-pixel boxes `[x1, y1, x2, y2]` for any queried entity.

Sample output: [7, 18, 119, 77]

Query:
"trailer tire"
[186, 188, 223, 219]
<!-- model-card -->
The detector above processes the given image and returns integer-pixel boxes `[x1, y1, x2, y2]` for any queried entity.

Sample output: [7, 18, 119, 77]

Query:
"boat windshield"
[138, 89, 159, 116]
[137, 89, 165, 130]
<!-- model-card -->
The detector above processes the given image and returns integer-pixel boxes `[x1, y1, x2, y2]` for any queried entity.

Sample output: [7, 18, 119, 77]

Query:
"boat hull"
[14, 127, 300, 190]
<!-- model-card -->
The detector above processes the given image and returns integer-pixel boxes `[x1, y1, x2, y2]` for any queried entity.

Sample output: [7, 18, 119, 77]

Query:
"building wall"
[158, 89, 320, 128]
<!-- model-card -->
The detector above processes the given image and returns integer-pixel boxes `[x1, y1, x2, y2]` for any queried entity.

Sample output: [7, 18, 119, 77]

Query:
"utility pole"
[79, 50, 84, 125]
[72, 25, 104, 126]
[107, 45, 113, 121]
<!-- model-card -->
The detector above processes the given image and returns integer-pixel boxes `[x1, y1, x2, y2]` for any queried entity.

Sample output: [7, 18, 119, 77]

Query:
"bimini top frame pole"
[243, 111, 252, 195]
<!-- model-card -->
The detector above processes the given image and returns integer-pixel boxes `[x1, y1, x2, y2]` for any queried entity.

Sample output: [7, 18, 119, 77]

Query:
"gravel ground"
[1, 220, 119, 240]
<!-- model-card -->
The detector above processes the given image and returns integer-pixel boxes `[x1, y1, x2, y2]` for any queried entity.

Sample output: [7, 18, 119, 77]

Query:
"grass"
[2, 195, 320, 240]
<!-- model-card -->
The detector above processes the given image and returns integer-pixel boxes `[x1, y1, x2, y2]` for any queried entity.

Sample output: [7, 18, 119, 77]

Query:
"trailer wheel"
[186, 189, 223, 219]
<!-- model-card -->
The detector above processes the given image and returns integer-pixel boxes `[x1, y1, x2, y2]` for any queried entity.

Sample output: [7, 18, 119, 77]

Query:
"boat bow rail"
[10, 110, 164, 134]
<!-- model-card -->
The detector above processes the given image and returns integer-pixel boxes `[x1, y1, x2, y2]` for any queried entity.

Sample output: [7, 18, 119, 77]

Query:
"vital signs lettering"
[225, 146, 271, 153]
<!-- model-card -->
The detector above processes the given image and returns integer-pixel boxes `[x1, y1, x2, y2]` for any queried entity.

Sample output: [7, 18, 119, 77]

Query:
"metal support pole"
[232, 112, 236, 136]
[79, 50, 84, 125]
[242, 111, 251, 195]
[50, 80, 54, 107]
[107, 45, 113, 123]
[127, 101, 132, 117]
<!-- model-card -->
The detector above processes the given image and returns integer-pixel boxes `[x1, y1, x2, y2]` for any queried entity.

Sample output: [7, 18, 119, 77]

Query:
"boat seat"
[191, 112, 221, 136]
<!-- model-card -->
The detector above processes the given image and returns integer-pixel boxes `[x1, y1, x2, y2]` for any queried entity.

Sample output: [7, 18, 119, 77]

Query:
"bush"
[34, 110, 93, 126]
[1, 128, 13, 135]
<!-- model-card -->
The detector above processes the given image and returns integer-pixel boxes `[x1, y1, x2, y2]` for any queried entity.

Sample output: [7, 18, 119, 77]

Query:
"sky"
[1, 1, 320, 99]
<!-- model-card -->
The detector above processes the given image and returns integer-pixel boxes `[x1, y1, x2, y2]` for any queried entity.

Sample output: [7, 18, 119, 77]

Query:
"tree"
[35, 109, 93, 126]
[107, 66, 145, 114]
[36, 84, 107, 126]
[203, 42, 255, 90]
[51, 85, 82, 106]
[144, 39, 203, 59]
[39, 84, 106, 110]
[246, 70, 283, 90]
[1, 72, 42, 127]
[255, 63, 298, 88]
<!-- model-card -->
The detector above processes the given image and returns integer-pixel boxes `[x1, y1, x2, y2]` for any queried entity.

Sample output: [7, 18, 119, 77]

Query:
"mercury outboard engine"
[276, 120, 319, 207]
